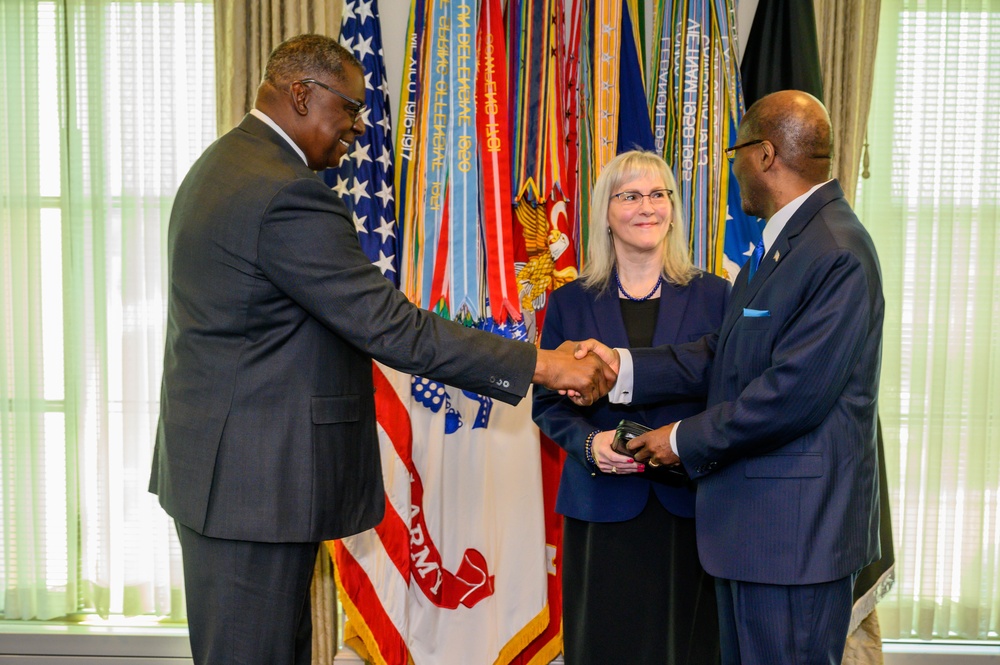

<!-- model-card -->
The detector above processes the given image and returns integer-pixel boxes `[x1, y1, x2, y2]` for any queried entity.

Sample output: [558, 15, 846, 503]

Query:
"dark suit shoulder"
[174, 125, 331, 236]
[802, 199, 880, 269]
[224, 125, 315, 182]
[548, 278, 602, 308]
[179, 115, 312, 195]
[679, 270, 730, 297]
[824, 203, 874, 245]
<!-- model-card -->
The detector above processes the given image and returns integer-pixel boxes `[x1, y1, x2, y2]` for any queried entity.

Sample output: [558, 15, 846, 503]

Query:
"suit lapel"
[717, 180, 845, 348]
[718, 263, 751, 349]
[591, 286, 630, 349]
[651, 281, 691, 347]
[742, 233, 791, 301]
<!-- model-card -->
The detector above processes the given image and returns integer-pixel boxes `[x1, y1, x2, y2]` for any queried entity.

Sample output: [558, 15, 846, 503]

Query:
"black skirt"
[562, 491, 720, 664]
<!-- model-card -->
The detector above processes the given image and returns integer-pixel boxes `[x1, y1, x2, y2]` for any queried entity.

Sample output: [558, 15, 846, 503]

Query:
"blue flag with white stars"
[324, 0, 400, 287]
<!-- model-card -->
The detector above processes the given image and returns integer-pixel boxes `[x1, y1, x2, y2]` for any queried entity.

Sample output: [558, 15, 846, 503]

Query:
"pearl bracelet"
[584, 430, 599, 475]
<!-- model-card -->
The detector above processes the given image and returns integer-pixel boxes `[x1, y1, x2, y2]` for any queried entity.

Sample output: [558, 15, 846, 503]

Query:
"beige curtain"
[814, 0, 881, 205]
[214, 1, 343, 136]
[311, 547, 338, 664]
[858, 0, 1000, 643]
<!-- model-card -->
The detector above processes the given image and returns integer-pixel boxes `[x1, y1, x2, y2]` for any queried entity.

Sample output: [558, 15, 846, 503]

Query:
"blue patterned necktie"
[748, 240, 765, 280]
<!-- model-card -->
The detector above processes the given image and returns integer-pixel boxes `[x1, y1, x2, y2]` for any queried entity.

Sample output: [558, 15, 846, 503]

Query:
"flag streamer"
[447, 0, 481, 318]
[416, 0, 452, 309]
[648, 0, 750, 275]
[396, 0, 428, 301]
[476, 0, 521, 323]
[511, 0, 577, 341]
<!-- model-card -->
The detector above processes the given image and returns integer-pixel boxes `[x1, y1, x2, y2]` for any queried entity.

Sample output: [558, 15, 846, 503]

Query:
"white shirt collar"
[760, 180, 831, 252]
[249, 108, 308, 166]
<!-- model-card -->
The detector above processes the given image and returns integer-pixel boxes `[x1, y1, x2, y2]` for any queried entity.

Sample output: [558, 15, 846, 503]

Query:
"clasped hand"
[535, 341, 617, 406]
[553, 338, 621, 406]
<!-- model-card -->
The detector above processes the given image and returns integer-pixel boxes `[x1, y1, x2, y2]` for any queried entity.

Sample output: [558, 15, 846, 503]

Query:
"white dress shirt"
[249, 108, 308, 166]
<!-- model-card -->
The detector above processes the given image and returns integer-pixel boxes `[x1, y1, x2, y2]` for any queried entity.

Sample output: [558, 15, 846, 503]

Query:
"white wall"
[376, 1, 409, 133]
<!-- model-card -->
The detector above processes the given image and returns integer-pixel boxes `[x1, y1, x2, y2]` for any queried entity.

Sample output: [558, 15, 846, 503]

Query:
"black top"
[619, 297, 660, 348]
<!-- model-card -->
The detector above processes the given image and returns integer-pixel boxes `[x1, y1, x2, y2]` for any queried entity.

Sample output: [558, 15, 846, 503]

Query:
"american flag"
[324, 0, 399, 287]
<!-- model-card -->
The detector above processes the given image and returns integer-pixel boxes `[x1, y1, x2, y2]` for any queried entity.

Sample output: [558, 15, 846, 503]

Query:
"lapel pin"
[774, 250, 780, 262]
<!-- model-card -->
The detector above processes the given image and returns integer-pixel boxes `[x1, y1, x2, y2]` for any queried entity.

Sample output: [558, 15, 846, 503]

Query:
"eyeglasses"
[724, 139, 766, 163]
[609, 188, 673, 208]
[298, 79, 367, 124]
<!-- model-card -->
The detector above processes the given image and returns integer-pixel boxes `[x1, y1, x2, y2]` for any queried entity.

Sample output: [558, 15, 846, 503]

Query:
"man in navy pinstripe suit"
[579, 91, 884, 664]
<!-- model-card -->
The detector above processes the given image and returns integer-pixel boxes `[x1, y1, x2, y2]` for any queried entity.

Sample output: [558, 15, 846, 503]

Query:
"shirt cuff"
[670, 420, 681, 456]
[608, 348, 634, 404]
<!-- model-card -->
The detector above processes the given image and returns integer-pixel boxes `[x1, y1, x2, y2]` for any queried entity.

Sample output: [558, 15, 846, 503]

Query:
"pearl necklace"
[615, 270, 663, 302]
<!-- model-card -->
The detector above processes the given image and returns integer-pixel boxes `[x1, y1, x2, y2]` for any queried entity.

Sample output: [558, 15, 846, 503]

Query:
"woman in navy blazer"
[533, 151, 729, 664]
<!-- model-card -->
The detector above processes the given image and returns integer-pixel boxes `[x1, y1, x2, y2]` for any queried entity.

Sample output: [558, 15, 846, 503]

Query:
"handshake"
[533, 340, 621, 406]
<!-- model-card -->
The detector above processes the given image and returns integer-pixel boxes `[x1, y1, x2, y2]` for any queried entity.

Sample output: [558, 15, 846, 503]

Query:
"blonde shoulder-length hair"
[580, 150, 699, 291]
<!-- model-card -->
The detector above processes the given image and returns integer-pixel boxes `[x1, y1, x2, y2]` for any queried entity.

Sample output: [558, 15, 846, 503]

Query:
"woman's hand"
[593, 430, 645, 475]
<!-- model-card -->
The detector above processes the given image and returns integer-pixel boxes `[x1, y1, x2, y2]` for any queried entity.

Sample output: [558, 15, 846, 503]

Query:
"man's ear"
[288, 80, 310, 116]
[759, 139, 777, 171]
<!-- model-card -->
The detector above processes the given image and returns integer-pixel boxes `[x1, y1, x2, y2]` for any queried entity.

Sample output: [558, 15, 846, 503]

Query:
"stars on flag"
[374, 180, 393, 208]
[353, 211, 368, 234]
[373, 217, 394, 242]
[322, 0, 399, 285]
[350, 142, 372, 167]
[354, 35, 375, 61]
[372, 250, 395, 275]
[353, 0, 374, 24]
[375, 146, 392, 171]
[349, 179, 371, 202]
[331, 174, 350, 199]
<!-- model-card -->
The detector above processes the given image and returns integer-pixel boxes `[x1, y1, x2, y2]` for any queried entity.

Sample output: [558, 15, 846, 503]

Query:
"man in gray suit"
[150, 34, 612, 665]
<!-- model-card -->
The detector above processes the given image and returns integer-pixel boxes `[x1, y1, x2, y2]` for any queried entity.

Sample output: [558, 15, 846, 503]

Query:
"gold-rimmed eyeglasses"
[297, 79, 367, 124]
[609, 188, 673, 208]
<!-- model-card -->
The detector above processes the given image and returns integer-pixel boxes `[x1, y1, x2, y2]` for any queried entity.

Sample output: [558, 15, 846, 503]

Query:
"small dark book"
[611, 419, 691, 487]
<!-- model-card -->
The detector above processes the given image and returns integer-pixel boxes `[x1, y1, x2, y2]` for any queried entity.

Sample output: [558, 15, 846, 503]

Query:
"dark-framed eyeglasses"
[609, 188, 673, 208]
[297, 79, 367, 124]
[724, 139, 766, 164]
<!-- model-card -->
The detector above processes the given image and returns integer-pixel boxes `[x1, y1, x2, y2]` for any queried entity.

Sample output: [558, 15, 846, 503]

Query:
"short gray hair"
[263, 34, 361, 88]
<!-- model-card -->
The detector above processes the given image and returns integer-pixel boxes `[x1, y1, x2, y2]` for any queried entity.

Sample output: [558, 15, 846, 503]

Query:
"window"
[0, 0, 214, 621]
[858, 0, 1000, 641]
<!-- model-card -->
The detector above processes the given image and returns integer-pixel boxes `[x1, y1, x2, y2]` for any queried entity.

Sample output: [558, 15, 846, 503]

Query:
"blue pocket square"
[743, 308, 770, 318]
